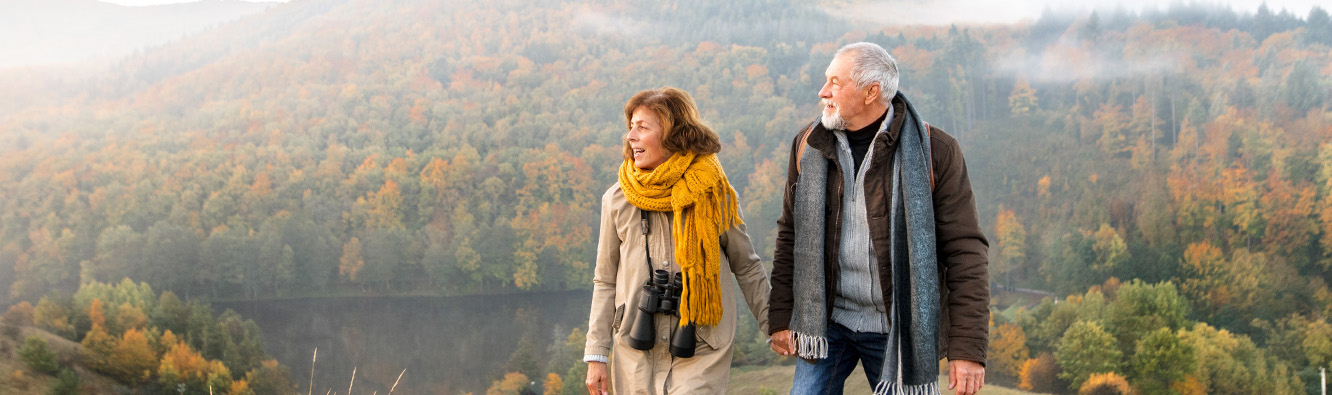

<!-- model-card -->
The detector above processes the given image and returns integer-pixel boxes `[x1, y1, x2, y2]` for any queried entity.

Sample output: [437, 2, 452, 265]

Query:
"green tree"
[1131, 327, 1195, 394]
[1105, 280, 1189, 353]
[1055, 320, 1123, 390]
[48, 368, 79, 395]
[244, 360, 295, 395]
[18, 335, 59, 374]
[1179, 322, 1303, 394]
[89, 225, 144, 284]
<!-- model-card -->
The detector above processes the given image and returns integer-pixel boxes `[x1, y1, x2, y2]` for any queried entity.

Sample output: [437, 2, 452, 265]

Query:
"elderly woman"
[583, 87, 771, 394]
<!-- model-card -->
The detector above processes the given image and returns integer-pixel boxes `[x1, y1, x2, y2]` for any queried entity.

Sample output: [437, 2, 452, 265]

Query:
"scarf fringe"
[792, 332, 828, 359]
[872, 381, 938, 395]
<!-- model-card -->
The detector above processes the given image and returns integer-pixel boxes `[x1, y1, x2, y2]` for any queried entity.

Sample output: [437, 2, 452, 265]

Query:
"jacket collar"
[806, 94, 907, 166]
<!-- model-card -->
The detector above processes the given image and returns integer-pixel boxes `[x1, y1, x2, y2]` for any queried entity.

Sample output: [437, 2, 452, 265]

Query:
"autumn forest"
[2, 0, 1332, 393]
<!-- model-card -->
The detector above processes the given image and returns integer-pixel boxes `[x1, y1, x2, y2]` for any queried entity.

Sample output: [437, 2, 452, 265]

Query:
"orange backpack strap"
[924, 121, 935, 191]
[795, 121, 816, 174]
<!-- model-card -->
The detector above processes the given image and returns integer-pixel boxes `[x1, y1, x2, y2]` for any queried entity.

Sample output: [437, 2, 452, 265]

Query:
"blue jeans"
[790, 322, 889, 395]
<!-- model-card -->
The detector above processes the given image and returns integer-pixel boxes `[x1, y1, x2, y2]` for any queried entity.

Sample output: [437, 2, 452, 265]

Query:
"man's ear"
[864, 83, 880, 105]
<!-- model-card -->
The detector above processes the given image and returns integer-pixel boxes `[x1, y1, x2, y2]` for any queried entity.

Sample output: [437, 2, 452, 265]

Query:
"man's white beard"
[820, 99, 848, 130]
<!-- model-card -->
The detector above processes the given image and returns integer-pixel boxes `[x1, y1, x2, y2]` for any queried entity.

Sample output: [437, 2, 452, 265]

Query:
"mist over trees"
[1, 0, 1331, 392]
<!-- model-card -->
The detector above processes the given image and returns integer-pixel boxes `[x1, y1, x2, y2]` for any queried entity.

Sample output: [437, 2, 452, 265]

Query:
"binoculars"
[626, 270, 697, 358]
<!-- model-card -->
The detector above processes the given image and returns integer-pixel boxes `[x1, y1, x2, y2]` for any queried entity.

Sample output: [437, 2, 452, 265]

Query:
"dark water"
[216, 291, 593, 395]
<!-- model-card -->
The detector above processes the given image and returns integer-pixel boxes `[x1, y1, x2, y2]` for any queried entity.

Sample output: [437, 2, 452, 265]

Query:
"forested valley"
[2, 0, 1331, 393]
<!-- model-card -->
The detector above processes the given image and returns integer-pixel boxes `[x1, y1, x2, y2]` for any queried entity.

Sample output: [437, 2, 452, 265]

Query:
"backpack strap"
[795, 121, 816, 174]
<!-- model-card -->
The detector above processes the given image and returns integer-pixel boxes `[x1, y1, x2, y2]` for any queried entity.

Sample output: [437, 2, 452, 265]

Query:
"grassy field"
[729, 364, 1044, 395]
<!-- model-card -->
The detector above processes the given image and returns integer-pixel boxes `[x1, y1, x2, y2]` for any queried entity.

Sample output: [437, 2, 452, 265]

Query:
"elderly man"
[767, 42, 990, 395]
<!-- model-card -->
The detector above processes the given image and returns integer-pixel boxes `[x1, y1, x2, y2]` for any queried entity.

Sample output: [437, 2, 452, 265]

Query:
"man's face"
[819, 53, 868, 130]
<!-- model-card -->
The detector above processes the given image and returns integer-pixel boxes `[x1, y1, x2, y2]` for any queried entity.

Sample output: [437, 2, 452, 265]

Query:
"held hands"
[585, 361, 609, 395]
[948, 359, 985, 395]
[768, 329, 794, 356]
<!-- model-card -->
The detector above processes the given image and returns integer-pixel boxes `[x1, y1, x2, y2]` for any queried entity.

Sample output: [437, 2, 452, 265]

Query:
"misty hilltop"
[0, 0, 279, 69]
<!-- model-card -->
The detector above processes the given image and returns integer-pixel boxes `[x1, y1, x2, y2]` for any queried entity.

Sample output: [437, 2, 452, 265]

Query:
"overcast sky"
[100, 0, 286, 5]
[97, 0, 1326, 24]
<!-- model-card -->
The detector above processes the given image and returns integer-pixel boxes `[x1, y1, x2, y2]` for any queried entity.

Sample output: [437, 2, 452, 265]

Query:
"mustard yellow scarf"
[618, 152, 741, 327]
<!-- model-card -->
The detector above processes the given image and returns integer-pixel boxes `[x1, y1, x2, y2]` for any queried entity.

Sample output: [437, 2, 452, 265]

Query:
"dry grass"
[306, 347, 407, 395]
[0, 326, 124, 395]
[728, 364, 1046, 395]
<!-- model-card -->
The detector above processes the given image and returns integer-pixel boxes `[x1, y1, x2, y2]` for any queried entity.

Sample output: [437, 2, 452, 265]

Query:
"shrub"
[18, 336, 60, 374]
[47, 368, 79, 395]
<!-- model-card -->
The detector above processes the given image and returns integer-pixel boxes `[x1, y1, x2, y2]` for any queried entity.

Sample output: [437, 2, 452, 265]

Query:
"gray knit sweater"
[829, 108, 893, 333]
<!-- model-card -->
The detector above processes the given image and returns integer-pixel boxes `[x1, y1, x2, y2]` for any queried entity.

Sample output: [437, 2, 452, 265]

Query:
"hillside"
[0, 326, 123, 394]
[1, 0, 1332, 392]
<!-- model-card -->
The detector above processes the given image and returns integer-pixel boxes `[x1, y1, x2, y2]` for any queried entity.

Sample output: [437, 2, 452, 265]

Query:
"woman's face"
[627, 106, 670, 170]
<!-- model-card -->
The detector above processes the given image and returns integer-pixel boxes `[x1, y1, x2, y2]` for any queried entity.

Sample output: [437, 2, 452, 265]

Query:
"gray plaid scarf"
[791, 93, 940, 395]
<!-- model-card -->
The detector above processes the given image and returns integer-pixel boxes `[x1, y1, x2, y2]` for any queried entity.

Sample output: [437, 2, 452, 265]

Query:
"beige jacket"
[585, 184, 771, 394]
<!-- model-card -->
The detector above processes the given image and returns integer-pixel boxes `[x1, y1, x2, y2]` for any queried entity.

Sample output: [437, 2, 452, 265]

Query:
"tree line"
[0, 1, 1330, 392]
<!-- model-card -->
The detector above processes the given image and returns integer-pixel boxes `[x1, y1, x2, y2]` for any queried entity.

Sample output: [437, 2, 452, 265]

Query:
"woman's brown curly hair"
[622, 87, 721, 160]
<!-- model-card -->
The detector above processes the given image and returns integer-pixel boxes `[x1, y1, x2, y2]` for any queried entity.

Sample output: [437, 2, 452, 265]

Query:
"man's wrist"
[583, 354, 609, 364]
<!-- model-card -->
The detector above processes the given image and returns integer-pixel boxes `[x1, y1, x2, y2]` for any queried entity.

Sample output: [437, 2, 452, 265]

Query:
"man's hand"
[769, 330, 793, 356]
[585, 361, 609, 395]
[948, 359, 985, 395]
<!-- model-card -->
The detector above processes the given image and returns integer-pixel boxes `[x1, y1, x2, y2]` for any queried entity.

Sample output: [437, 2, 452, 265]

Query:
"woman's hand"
[585, 361, 609, 395]
[769, 330, 793, 356]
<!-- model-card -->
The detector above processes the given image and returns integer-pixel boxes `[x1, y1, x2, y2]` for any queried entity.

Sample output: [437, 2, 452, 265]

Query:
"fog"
[830, 0, 1321, 25]
[2, 0, 1322, 70]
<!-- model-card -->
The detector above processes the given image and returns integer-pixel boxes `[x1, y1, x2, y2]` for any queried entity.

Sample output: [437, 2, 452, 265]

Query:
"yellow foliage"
[228, 379, 254, 395]
[113, 302, 148, 333]
[80, 324, 116, 372]
[339, 237, 364, 281]
[486, 372, 530, 395]
[1171, 375, 1206, 395]
[1078, 372, 1134, 395]
[543, 373, 563, 395]
[159, 341, 211, 381]
[88, 299, 107, 330]
[1018, 353, 1058, 393]
[109, 328, 157, 384]
[990, 323, 1030, 378]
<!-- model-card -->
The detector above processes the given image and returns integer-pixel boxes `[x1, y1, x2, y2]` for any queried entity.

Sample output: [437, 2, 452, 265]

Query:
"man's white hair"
[836, 42, 898, 104]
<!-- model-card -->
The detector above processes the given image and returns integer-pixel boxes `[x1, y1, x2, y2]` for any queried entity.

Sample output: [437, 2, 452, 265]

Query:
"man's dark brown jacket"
[768, 97, 991, 364]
